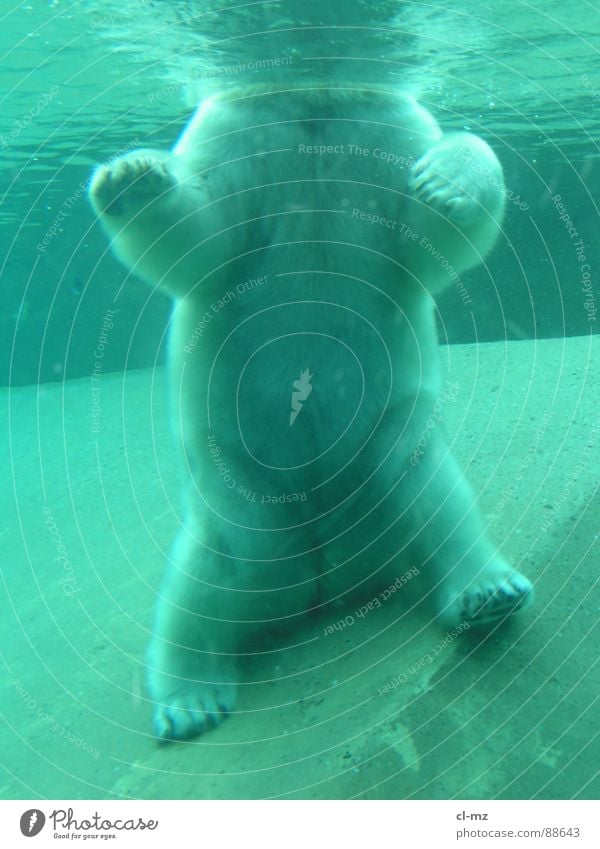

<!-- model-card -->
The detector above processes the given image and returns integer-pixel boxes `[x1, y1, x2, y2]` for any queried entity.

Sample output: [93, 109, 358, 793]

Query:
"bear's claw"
[90, 153, 176, 216]
[152, 683, 235, 742]
[456, 572, 535, 627]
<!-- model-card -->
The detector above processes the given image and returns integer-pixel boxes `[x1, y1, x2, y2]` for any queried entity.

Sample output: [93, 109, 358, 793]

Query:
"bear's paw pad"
[90, 153, 175, 216]
[409, 147, 483, 224]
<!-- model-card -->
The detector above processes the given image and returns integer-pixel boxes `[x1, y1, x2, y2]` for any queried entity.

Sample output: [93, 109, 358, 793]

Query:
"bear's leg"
[147, 520, 315, 740]
[89, 150, 212, 299]
[402, 431, 534, 628]
[147, 526, 239, 741]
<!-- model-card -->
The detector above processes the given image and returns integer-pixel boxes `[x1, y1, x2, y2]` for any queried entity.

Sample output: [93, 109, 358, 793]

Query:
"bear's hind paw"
[446, 571, 534, 629]
[152, 683, 236, 742]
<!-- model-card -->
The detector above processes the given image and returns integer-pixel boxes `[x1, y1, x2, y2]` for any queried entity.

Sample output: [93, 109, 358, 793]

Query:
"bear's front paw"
[151, 680, 237, 742]
[89, 150, 177, 217]
[408, 133, 504, 225]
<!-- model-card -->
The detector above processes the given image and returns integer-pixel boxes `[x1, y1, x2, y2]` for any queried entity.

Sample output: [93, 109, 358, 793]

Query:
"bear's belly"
[178, 269, 438, 460]
[176, 273, 440, 510]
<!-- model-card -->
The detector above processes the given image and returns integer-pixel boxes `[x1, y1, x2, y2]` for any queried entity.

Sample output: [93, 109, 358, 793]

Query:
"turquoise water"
[2, 0, 598, 385]
[1, 1, 599, 801]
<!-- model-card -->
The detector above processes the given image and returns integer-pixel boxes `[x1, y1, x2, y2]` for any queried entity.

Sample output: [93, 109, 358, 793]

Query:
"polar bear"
[89, 86, 534, 740]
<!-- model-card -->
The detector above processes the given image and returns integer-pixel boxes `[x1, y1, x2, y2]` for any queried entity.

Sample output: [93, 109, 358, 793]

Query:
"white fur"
[89, 86, 533, 740]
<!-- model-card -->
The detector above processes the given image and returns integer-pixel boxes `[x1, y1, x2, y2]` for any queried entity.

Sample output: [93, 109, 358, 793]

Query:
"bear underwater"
[89, 84, 534, 741]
